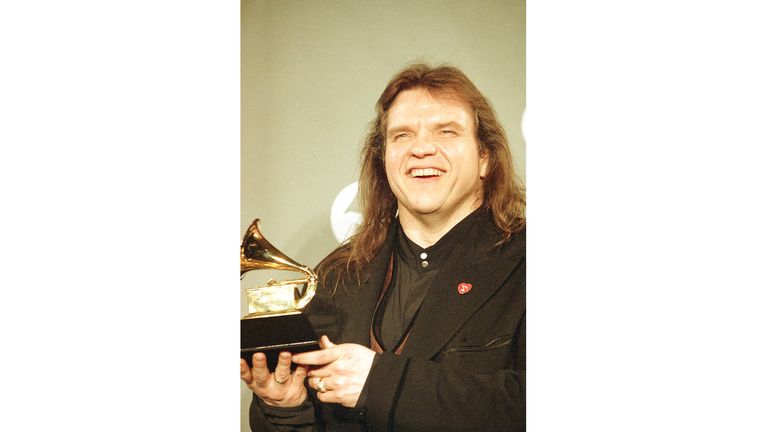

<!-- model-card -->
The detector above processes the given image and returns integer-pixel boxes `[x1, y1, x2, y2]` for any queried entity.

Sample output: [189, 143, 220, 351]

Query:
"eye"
[391, 132, 411, 142]
[439, 129, 457, 137]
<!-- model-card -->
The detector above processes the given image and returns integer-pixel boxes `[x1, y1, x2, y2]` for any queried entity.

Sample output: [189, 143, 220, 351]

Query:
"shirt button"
[420, 252, 428, 259]
[421, 260, 429, 268]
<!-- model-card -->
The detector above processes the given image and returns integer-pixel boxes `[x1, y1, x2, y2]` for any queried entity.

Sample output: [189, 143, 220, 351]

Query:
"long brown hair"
[317, 63, 526, 288]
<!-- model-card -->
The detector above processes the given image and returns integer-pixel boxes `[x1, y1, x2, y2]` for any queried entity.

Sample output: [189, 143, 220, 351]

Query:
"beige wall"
[241, 0, 524, 429]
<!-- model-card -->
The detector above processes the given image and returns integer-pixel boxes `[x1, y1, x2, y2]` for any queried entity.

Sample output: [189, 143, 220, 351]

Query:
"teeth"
[410, 168, 444, 178]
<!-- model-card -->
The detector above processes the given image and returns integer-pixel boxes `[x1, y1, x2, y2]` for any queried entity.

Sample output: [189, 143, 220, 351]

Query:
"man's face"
[384, 88, 489, 223]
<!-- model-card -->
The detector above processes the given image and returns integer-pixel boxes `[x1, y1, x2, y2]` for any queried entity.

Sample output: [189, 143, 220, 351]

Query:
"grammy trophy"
[240, 219, 319, 369]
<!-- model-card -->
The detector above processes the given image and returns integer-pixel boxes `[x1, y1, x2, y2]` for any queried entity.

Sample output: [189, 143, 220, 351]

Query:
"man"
[240, 63, 526, 431]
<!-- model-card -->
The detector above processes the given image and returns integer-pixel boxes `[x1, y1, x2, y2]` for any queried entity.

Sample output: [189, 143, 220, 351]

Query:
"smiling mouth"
[409, 168, 445, 178]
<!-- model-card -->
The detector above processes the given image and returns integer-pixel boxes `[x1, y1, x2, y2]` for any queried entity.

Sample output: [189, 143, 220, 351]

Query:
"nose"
[410, 134, 437, 158]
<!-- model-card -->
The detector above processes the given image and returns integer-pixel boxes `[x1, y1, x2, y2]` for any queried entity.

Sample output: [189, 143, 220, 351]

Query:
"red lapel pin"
[457, 282, 472, 295]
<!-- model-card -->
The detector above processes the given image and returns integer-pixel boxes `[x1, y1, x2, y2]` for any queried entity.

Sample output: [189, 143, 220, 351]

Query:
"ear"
[479, 149, 490, 179]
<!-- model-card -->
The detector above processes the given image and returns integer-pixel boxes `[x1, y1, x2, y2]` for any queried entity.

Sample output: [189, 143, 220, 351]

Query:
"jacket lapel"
[333, 229, 396, 346]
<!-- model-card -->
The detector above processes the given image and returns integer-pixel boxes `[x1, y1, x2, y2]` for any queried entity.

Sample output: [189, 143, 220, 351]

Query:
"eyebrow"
[386, 124, 410, 134]
[433, 121, 468, 132]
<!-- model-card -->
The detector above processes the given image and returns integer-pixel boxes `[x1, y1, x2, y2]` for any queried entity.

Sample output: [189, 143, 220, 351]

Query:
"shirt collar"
[396, 208, 487, 273]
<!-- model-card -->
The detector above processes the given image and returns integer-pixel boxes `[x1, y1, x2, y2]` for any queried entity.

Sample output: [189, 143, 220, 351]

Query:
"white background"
[2, 1, 767, 430]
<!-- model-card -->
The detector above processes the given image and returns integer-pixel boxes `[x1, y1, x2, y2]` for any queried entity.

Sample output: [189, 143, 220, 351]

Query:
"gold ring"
[273, 374, 289, 384]
[317, 377, 327, 393]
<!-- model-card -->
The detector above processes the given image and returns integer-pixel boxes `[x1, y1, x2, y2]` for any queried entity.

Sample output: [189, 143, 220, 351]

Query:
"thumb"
[319, 335, 336, 349]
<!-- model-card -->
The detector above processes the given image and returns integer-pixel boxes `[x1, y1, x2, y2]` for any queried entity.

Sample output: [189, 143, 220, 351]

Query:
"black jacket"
[251, 212, 525, 431]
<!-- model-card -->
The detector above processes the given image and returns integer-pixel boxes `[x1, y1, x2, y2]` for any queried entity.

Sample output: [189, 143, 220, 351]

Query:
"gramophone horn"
[240, 219, 317, 310]
[241, 219, 309, 275]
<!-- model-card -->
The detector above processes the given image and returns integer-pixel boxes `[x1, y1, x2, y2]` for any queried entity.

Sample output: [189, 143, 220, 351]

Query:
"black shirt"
[376, 208, 486, 351]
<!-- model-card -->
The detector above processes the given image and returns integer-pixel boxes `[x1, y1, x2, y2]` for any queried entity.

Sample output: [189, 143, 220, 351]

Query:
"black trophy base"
[241, 312, 319, 370]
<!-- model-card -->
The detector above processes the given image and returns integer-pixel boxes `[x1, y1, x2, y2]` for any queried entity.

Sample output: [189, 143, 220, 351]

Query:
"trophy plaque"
[240, 219, 319, 370]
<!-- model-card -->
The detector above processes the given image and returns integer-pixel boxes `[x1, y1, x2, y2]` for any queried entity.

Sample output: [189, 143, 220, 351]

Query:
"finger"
[273, 351, 292, 384]
[316, 388, 334, 404]
[306, 365, 332, 378]
[319, 335, 336, 349]
[251, 353, 270, 385]
[291, 365, 308, 390]
[240, 359, 253, 384]
[311, 377, 336, 403]
[293, 347, 339, 366]
[310, 376, 331, 392]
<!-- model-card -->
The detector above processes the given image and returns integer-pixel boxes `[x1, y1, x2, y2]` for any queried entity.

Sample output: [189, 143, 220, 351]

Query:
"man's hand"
[292, 335, 376, 408]
[240, 351, 308, 407]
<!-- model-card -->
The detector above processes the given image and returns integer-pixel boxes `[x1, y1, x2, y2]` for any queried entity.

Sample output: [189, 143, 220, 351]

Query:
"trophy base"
[241, 312, 319, 370]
